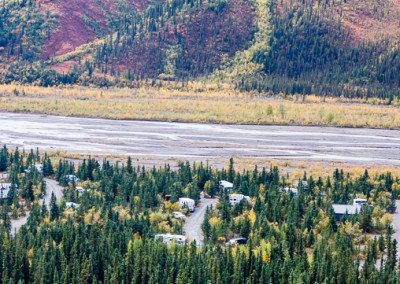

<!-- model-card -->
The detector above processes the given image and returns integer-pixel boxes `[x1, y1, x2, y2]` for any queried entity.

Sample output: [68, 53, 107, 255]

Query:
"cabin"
[154, 234, 186, 245]
[332, 198, 368, 220]
[0, 183, 12, 199]
[220, 180, 233, 191]
[179, 198, 195, 212]
[229, 194, 250, 206]
[283, 187, 298, 195]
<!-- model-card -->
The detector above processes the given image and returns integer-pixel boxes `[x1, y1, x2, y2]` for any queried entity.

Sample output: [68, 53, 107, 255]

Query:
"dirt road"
[43, 178, 64, 206]
[0, 113, 400, 167]
[10, 178, 63, 235]
[183, 198, 218, 246]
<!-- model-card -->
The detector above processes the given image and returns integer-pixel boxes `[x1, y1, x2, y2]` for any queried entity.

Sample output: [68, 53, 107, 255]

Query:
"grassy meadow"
[0, 84, 399, 129]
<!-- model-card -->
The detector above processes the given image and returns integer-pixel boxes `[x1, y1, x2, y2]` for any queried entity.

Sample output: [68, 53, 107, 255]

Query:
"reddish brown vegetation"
[277, 0, 400, 44]
[36, 0, 147, 58]
[117, 0, 255, 77]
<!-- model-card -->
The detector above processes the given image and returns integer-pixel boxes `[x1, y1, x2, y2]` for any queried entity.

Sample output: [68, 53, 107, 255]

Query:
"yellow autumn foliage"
[248, 209, 256, 225]
[209, 217, 222, 227]
[164, 201, 180, 212]
[84, 208, 102, 225]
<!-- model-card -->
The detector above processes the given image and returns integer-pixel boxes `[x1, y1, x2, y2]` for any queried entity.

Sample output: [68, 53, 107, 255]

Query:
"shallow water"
[0, 112, 399, 166]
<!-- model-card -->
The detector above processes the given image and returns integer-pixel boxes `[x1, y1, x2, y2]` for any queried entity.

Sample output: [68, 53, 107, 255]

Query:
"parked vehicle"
[179, 197, 195, 212]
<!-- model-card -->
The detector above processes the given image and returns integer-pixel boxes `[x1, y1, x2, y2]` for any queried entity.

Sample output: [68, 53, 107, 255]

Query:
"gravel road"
[10, 178, 63, 235]
[183, 198, 218, 246]
[393, 200, 400, 247]
[43, 178, 64, 206]
[0, 112, 399, 166]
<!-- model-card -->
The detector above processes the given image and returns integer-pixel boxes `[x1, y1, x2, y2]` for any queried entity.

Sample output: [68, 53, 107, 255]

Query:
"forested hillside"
[1, 0, 400, 100]
[0, 146, 400, 282]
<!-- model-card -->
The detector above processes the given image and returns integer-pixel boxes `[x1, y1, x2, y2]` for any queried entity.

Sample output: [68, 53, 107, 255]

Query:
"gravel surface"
[183, 197, 218, 246]
[10, 178, 63, 235]
[1, 112, 399, 166]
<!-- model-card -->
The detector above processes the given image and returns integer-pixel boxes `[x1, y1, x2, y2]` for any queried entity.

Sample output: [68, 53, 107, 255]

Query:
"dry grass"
[38, 149, 400, 180]
[0, 84, 399, 129]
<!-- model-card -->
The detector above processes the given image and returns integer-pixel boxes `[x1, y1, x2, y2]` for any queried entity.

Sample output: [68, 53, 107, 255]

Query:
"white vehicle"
[229, 194, 250, 206]
[220, 180, 233, 191]
[172, 211, 186, 220]
[179, 198, 195, 212]
[154, 234, 186, 245]
[0, 183, 15, 199]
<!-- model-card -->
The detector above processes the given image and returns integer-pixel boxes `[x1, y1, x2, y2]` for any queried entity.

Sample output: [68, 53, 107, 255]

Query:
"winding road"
[10, 178, 63, 235]
[183, 197, 218, 246]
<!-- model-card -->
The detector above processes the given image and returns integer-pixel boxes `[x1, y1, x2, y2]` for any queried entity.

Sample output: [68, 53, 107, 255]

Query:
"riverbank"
[0, 84, 399, 129]
[1, 112, 399, 171]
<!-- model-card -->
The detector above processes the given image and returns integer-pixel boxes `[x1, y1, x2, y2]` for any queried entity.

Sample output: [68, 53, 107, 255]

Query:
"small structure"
[0, 183, 12, 199]
[76, 186, 86, 195]
[179, 198, 195, 212]
[294, 180, 308, 188]
[220, 180, 233, 191]
[353, 198, 368, 206]
[282, 187, 298, 195]
[65, 202, 80, 209]
[332, 199, 369, 220]
[154, 234, 186, 245]
[25, 164, 43, 175]
[172, 211, 186, 221]
[65, 175, 79, 183]
[229, 194, 250, 206]
[226, 237, 247, 246]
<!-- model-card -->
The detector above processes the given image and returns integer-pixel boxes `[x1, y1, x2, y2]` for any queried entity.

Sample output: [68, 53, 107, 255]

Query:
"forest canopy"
[0, 146, 399, 282]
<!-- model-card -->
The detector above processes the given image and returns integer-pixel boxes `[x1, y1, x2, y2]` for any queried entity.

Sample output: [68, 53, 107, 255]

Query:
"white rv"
[0, 183, 13, 199]
[179, 198, 195, 212]
[154, 234, 186, 245]
[229, 194, 250, 206]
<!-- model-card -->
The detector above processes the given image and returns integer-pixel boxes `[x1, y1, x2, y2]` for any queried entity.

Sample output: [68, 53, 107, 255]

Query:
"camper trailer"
[229, 194, 250, 206]
[179, 198, 195, 212]
[0, 183, 13, 199]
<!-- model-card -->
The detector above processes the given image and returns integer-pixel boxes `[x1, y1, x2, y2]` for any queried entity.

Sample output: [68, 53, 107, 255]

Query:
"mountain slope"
[1, 0, 400, 101]
[37, 0, 148, 58]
